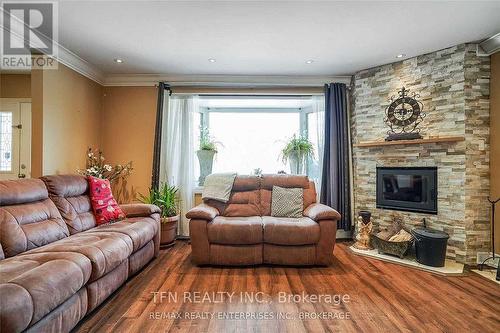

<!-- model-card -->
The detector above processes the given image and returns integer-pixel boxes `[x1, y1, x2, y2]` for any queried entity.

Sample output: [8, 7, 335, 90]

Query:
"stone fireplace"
[351, 43, 490, 264]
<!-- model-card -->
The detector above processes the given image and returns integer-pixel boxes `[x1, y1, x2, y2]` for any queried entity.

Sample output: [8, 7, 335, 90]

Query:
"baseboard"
[336, 229, 353, 239]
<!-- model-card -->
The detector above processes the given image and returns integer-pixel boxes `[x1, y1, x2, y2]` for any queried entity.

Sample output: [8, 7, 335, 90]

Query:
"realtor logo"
[1, 1, 58, 69]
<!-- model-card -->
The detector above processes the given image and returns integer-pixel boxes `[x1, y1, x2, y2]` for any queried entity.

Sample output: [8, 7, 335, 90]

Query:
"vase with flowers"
[78, 148, 134, 203]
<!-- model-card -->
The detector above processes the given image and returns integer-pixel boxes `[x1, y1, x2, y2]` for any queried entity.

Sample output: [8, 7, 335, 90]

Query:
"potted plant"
[138, 183, 180, 247]
[197, 126, 221, 185]
[280, 134, 315, 175]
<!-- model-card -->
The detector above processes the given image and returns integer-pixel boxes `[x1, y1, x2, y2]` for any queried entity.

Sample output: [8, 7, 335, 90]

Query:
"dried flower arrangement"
[77, 148, 135, 203]
[78, 148, 133, 182]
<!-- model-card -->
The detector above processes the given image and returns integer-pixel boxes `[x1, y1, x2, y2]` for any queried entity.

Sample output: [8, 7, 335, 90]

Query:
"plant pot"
[197, 149, 216, 185]
[288, 151, 305, 175]
[160, 215, 179, 247]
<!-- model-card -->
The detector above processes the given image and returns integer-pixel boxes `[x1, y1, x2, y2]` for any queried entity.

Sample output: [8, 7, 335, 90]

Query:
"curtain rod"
[158, 82, 352, 92]
[174, 93, 324, 97]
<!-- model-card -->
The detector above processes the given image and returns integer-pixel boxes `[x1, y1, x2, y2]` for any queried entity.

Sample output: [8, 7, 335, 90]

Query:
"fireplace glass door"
[376, 167, 437, 214]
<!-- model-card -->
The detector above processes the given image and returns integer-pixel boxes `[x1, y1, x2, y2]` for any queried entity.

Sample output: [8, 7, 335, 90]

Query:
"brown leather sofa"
[0, 175, 160, 333]
[186, 175, 340, 266]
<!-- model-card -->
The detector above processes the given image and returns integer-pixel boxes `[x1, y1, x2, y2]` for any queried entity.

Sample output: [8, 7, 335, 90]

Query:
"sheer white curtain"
[308, 95, 325, 197]
[159, 95, 198, 236]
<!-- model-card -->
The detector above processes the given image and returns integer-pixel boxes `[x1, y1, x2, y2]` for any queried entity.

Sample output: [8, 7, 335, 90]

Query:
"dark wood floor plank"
[73, 241, 500, 333]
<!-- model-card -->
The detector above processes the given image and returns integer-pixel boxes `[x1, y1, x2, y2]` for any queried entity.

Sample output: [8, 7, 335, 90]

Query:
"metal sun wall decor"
[384, 87, 426, 141]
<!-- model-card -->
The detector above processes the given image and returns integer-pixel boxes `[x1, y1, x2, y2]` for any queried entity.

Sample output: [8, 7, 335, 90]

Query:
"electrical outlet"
[476, 252, 500, 267]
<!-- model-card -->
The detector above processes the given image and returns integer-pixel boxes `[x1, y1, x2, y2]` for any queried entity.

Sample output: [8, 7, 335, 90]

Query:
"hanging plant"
[279, 134, 315, 165]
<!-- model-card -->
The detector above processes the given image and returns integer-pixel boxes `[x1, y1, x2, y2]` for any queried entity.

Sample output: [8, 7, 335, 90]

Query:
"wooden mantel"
[353, 136, 465, 148]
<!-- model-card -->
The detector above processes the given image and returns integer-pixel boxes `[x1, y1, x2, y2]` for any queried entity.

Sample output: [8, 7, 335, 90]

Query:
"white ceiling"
[56, 0, 500, 76]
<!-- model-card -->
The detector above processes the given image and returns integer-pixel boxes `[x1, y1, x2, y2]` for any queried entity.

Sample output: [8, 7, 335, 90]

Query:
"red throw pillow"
[88, 176, 125, 225]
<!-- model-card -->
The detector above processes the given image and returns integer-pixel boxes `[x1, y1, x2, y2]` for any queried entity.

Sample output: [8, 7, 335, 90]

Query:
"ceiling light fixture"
[114, 58, 123, 63]
[396, 54, 406, 58]
[305, 60, 314, 64]
[208, 58, 216, 63]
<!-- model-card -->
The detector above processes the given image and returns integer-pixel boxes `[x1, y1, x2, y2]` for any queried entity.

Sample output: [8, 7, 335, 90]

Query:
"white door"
[0, 99, 31, 180]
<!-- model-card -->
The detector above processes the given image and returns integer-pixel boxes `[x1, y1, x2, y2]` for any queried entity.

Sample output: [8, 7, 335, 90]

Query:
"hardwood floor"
[74, 241, 500, 333]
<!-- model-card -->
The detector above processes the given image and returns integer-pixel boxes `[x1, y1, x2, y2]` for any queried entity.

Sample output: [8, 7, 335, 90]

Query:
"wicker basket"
[370, 234, 413, 259]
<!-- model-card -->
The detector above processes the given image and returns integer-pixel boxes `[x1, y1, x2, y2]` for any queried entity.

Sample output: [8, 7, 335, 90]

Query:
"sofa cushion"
[1, 179, 70, 258]
[260, 175, 313, 216]
[271, 186, 303, 218]
[0, 252, 91, 332]
[0, 178, 48, 205]
[262, 216, 320, 245]
[41, 175, 97, 234]
[128, 240, 155, 276]
[221, 176, 261, 217]
[261, 174, 310, 190]
[24, 232, 133, 282]
[231, 175, 261, 191]
[207, 216, 263, 245]
[303, 181, 317, 208]
[24, 288, 87, 333]
[86, 260, 129, 312]
[223, 190, 261, 217]
[84, 216, 158, 252]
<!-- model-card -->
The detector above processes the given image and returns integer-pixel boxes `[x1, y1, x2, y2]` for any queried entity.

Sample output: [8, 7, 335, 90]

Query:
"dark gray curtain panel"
[320, 83, 352, 231]
[151, 82, 167, 190]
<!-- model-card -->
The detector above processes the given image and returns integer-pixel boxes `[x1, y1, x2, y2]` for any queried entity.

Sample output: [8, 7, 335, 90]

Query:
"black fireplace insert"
[376, 167, 437, 214]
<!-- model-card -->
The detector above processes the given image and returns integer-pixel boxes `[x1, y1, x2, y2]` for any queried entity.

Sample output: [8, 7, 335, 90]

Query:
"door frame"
[0, 98, 32, 180]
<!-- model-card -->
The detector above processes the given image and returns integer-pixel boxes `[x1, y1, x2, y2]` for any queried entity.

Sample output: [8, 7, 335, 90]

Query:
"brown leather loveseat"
[0, 175, 160, 333]
[186, 175, 340, 266]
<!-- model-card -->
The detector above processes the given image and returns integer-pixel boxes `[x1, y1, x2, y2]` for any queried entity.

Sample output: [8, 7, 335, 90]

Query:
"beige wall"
[31, 70, 43, 178]
[491, 52, 500, 253]
[101, 86, 157, 200]
[0, 73, 31, 98]
[31, 63, 102, 177]
[28, 64, 155, 199]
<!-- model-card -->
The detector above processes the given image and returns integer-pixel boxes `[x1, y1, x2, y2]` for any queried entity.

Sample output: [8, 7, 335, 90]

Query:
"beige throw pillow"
[271, 186, 303, 218]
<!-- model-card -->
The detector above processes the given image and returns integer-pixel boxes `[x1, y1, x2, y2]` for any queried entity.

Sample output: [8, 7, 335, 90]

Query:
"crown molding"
[477, 32, 500, 56]
[102, 74, 352, 87]
[0, 9, 105, 84]
[55, 46, 105, 85]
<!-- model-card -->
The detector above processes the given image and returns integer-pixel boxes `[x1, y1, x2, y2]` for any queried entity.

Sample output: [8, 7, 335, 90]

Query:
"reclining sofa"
[186, 175, 340, 266]
[0, 175, 160, 333]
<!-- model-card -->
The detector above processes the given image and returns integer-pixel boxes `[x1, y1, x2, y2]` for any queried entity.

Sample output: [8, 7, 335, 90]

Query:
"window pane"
[307, 112, 320, 180]
[209, 112, 300, 174]
[0, 112, 13, 171]
[193, 111, 201, 185]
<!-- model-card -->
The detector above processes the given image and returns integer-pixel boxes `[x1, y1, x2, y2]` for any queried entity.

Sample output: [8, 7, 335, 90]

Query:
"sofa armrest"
[120, 203, 161, 218]
[304, 203, 341, 222]
[186, 203, 219, 221]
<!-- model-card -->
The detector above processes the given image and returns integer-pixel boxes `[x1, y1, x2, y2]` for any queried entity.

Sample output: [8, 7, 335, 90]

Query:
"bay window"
[194, 96, 324, 188]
